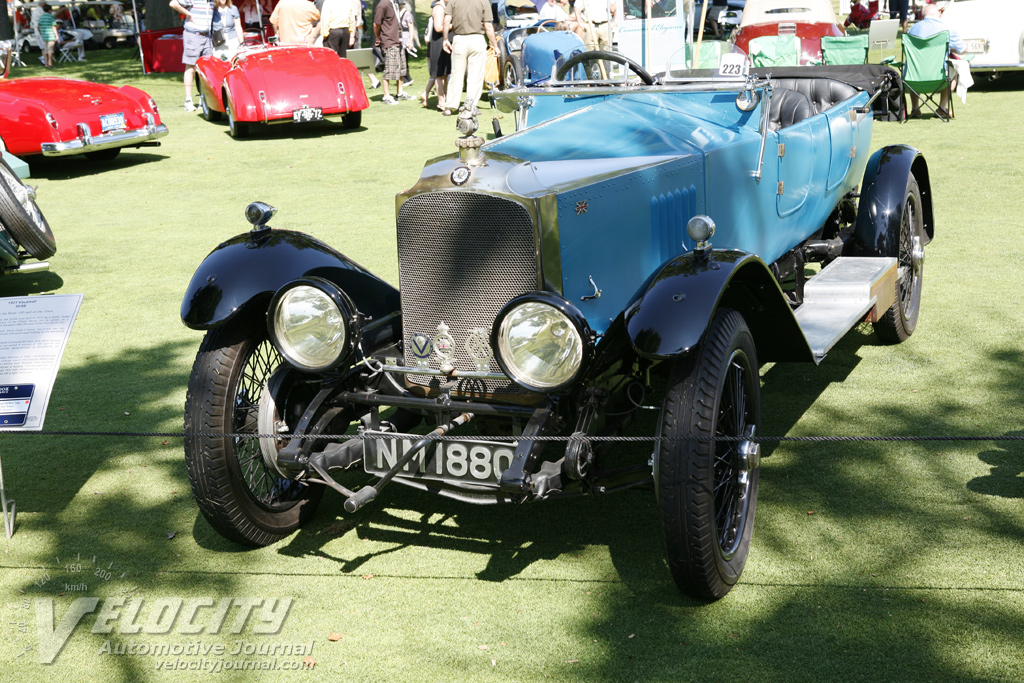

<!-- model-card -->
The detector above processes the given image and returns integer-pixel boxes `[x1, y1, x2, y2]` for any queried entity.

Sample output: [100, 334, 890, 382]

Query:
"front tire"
[0, 159, 56, 260]
[199, 83, 222, 122]
[184, 316, 323, 546]
[502, 54, 523, 88]
[873, 174, 924, 343]
[657, 308, 761, 600]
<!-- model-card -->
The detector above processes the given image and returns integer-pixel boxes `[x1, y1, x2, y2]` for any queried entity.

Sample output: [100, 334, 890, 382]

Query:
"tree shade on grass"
[1, 48, 1023, 682]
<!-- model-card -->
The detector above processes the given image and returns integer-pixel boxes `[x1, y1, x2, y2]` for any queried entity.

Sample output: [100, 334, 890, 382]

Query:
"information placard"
[0, 294, 83, 431]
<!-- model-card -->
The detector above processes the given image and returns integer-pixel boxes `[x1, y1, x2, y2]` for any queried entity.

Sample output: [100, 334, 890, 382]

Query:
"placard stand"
[1, 455, 14, 539]
[867, 18, 899, 63]
[0, 293, 84, 539]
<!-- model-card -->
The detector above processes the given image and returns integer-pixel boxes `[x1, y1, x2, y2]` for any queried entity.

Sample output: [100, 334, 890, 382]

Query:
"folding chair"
[687, 40, 725, 69]
[58, 41, 77, 63]
[748, 35, 800, 68]
[900, 31, 954, 122]
[820, 34, 869, 65]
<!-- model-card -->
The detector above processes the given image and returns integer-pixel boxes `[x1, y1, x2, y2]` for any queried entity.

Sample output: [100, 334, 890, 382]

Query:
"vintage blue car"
[496, 21, 585, 88]
[180, 51, 932, 600]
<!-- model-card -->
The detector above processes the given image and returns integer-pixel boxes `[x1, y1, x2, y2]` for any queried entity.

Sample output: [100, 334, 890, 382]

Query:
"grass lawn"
[1, 46, 1023, 682]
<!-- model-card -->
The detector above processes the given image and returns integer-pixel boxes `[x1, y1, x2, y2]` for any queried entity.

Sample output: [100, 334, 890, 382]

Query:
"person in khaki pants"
[441, 0, 497, 115]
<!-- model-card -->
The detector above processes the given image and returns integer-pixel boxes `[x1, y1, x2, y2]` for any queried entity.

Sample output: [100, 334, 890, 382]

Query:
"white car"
[938, 0, 1024, 71]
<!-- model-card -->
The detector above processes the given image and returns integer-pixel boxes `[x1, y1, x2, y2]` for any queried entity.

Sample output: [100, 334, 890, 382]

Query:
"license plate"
[363, 433, 517, 487]
[100, 113, 125, 132]
[292, 107, 323, 123]
[964, 39, 986, 54]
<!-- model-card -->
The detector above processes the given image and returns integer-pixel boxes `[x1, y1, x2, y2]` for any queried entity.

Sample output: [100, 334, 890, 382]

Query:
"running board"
[794, 256, 897, 362]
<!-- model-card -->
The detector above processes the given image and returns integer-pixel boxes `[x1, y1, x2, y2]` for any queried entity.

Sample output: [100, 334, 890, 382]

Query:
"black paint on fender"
[852, 144, 934, 257]
[180, 229, 401, 340]
[625, 250, 813, 364]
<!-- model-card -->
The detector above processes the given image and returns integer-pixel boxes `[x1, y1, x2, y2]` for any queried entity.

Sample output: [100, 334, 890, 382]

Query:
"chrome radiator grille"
[397, 191, 538, 395]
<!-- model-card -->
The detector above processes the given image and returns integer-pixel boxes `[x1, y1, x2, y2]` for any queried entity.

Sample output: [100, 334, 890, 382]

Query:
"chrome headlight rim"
[490, 292, 595, 394]
[267, 276, 362, 373]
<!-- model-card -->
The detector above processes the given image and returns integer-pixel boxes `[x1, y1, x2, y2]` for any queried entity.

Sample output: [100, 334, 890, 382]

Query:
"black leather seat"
[767, 88, 815, 131]
[771, 78, 859, 114]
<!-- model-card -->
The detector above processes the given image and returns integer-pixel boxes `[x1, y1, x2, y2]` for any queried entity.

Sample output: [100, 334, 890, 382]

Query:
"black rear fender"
[853, 145, 934, 257]
[625, 250, 813, 364]
[181, 229, 401, 347]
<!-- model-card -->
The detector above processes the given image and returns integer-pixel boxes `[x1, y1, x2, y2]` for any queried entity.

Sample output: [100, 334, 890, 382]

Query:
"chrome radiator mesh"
[397, 192, 537, 396]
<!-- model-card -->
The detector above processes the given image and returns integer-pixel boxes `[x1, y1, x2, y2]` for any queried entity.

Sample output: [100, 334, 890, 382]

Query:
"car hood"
[485, 91, 758, 166]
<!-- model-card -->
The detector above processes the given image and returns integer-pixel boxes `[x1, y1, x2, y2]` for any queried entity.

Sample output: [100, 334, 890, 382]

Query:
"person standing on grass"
[399, 1, 419, 87]
[212, 0, 245, 60]
[170, 0, 215, 111]
[321, 0, 360, 57]
[441, 0, 497, 115]
[270, 0, 320, 45]
[374, 0, 413, 104]
[38, 4, 56, 68]
[421, 0, 451, 110]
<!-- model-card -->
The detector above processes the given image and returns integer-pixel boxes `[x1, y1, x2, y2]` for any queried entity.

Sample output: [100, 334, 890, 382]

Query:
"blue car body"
[180, 57, 933, 599]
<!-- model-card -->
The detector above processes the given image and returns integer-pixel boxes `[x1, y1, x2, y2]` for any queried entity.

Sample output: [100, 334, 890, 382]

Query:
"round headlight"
[493, 294, 593, 392]
[268, 278, 358, 372]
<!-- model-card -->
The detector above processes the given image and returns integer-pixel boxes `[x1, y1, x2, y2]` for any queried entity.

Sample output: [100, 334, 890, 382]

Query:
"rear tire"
[873, 174, 924, 344]
[342, 110, 361, 129]
[183, 316, 323, 546]
[0, 159, 56, 260]
[225, 90, 249, 138]
[656, 308, 761, 600]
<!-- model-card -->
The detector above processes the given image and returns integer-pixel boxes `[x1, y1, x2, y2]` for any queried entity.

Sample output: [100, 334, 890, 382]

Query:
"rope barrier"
[2, 431, 1023, 443]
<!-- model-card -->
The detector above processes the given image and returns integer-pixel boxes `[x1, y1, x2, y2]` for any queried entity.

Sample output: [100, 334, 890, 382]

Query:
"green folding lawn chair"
[687, 40, 725, 69]
[748, 35, 800, 67]
[820, 34, 869, 66]
[900, 30, 954, 122]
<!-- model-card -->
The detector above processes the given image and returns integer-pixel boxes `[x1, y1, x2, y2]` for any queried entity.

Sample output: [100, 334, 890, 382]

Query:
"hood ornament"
[454, 106, 486, 167]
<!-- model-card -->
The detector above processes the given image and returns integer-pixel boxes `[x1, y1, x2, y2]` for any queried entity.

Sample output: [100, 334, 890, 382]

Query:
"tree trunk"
[146, 0, 181, 31]
[0, 9, 14, 41]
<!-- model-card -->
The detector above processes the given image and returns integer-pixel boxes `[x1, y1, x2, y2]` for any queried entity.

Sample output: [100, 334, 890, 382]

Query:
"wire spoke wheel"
[873, 173, 924, 343]
[657, 308, 760, 600]
[184, 317, 322, 546]
[0, 158, 56, 260]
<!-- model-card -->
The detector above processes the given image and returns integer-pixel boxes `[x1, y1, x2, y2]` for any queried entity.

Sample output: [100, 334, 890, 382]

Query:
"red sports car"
[194, 44, 369, 138]
[0, 48, 168, 162]
[732, 0, 846, 65]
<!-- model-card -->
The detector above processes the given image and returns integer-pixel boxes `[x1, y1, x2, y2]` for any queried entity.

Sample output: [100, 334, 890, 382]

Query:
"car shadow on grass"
[0, 271, 64, 296]
[26, 152, 169, 181]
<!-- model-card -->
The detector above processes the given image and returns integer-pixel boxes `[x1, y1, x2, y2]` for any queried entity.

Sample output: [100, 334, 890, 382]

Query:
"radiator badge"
[575, 200, 588, 215]
[433, 323, 456, 371]
[451, 166, 471, 185]
[465, 327, 493, 371]
[410, 332, 433, 368]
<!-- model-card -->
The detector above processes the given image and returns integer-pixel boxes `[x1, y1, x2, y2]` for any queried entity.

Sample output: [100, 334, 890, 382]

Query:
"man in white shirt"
[578, 0, 614, 51]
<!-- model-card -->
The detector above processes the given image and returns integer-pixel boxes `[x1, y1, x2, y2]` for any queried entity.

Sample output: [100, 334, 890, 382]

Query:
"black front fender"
[625, 250, 813, 364]
[853, 144, 934, 257]
[181, 229, 401, 337]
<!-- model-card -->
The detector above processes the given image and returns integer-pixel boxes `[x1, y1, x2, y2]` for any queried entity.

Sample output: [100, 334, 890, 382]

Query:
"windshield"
[661, 43, 752, 81]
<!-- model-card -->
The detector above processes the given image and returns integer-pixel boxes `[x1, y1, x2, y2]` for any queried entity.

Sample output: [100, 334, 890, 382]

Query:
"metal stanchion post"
[0, 450, 14, 539]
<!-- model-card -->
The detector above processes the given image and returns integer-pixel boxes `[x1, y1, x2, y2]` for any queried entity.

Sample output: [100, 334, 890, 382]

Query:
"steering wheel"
[554, 49, 654, 85]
